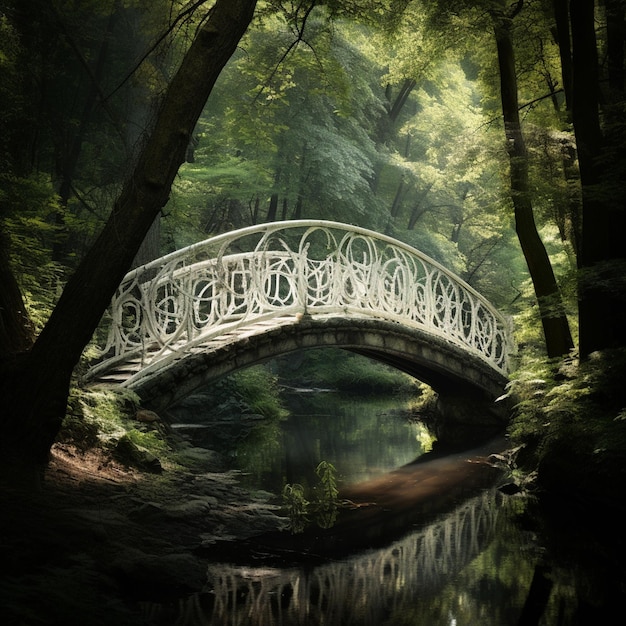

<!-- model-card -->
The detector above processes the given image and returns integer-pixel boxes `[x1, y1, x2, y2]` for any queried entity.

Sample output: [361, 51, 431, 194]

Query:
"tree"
[419, 0, 574, 357]
[173, 7, 385, 233]
[489, 1, 573, 357]
[567, 0, 626, 356]
[0, 0, 258, 473]
[173, 1, 525, 296]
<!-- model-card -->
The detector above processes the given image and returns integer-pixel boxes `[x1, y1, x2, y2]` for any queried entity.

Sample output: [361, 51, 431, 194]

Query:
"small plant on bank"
[314, 460, 340, 528]
[315, 460, 339, 502]
[282, 461, 341, 533]
[282, 483, 310, 533]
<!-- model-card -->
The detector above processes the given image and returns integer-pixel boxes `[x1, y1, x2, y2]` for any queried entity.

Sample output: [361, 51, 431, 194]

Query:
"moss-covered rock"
[113, 435, 163, 474]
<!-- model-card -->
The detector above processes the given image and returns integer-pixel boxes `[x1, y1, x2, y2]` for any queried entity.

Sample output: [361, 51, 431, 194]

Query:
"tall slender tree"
[422, 0, 574, 356]
[489, 1, 573, 357]
[568, 0, 626, 356]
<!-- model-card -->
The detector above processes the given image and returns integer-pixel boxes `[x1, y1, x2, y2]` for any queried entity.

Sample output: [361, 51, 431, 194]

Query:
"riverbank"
[0, 429, 508, 624]
[2, 430, 625, 625]
[0, 442, 286, 625]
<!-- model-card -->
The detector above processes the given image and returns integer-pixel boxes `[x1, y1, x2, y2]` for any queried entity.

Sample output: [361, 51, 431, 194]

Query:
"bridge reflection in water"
[142, 490, 502, 625]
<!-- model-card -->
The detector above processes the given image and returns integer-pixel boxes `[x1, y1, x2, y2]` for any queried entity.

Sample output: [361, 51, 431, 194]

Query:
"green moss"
[123, 428, 169, 456]
[58, 387, 176, 472]
[58, 387, 139, 450]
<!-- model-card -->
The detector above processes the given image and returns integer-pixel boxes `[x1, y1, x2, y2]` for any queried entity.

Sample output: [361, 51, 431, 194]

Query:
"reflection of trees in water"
[143, 490, 502, 625]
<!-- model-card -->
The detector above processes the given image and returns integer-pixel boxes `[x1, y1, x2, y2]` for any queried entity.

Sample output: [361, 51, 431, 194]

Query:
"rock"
[136, 409, 160, 422]
[162, 496, 217, 519]
[129, 501, 166, 521]
[113, 435, 163, 474]
[175, 445, 223, 470]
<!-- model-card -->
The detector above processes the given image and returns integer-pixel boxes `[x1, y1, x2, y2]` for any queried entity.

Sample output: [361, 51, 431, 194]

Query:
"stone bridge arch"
[85, 220, 514, 438]
[132, 316, 506, 410]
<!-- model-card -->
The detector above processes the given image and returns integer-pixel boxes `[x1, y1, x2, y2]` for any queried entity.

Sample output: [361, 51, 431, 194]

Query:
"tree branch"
[104, 0, 211, 101]
[253, 1, 320, 103]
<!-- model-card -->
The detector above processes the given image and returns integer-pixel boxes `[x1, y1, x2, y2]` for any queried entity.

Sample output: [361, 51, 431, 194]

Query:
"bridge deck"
[90, 315, 306, 388]
[86, 221, 514, 406]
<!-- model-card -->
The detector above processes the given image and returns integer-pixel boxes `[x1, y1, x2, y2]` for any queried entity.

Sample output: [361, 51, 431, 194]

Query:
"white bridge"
[86, 221, 514, 409]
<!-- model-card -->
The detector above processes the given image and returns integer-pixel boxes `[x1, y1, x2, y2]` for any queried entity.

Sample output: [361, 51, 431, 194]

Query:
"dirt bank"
[0, 443, 286, 625]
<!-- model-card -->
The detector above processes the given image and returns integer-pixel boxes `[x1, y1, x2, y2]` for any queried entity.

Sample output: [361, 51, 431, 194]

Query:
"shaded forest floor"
[0, 443, 285, 626]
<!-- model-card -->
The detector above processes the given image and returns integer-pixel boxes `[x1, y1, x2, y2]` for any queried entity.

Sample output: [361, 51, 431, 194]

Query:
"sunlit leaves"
[171, 8, 387, 231]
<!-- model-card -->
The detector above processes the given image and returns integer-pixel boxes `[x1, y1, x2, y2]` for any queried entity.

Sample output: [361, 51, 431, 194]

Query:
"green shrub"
[232, 366, 287, 420]
[274, 348, 418, 394]
[506, 349, 626, 495]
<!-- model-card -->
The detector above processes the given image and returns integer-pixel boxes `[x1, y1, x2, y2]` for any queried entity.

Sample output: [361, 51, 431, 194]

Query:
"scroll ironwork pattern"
[89, 220, 513, 383]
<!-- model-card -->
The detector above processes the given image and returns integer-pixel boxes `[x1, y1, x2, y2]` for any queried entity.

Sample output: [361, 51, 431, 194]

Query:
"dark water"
[236, 391, 435, 494]
[160, 391, 624, 625]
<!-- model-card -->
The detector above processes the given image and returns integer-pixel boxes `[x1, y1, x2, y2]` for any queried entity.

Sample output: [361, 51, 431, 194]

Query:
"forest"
[1, 0, 626, 622]
[0, 0, 625, 526]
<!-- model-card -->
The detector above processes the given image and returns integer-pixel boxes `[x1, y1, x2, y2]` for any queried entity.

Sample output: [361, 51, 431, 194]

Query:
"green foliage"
[282, 483, 310, 533]
[60, 385, 175, 473]
[59, 387, 139, 450]
[332, 355, 416, 394]
[274, 348, 418, 394]
[123, 427, 169, 456]
[169, 8, 389, 234]
[6, 0, 617, 490]
[315, 459, 339, 502]
[282, 460, 341, 533]
[232, 366, 288, 420]
[507, 349, 626, 495]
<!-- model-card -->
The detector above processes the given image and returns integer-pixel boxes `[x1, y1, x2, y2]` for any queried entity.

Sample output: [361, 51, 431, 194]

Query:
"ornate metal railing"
[87, 220, 514, 382]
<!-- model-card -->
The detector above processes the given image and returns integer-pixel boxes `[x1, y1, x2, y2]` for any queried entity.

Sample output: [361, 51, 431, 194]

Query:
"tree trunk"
[371, 79, 417, 193]
[390, 177, 407, 218]
[388, 78, 417, 124]
[267, 193, 279, 222]
[293, 142, 309, 220]
[0, 229, 34, 356]
[571, 0, 626, 355]
[406, 183, 434, 230]
[131, 214, 161, 269]
[390, 133, 412, 219]
[0, 0, 258, 471]
[605, 0, 625, 96]
[491, 9, 574, 358]
[552, 0, 573, 115]
[252, 195, 260, 224]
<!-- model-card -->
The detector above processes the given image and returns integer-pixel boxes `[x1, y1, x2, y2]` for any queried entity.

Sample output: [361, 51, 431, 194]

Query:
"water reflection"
[162, 390, 623, 624]
[236, 391, 433, 493]
[143, 491, 514, 626]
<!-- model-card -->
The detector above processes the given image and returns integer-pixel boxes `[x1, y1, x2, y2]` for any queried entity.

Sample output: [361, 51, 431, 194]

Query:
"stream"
[160, 389, 624, 625]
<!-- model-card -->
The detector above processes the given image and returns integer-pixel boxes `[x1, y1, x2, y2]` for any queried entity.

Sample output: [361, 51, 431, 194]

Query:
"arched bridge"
[86, 220, 514, 412]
